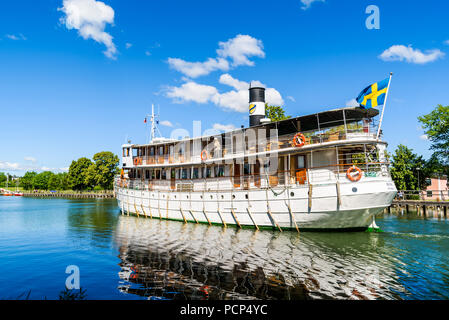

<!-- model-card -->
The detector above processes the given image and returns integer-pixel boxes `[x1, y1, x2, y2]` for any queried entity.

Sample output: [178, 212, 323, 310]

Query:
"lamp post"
[417, 167, 421, 199]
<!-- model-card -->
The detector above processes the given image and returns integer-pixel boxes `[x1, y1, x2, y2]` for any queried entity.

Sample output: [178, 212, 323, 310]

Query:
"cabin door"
[233, 163, 241, 188]
[254, 161, 261, 188]
[170, 169, 176, 190]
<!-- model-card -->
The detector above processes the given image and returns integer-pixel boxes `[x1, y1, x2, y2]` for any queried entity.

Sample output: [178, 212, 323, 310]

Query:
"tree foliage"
[68, 157, 93, 191]
[33, 171, 55, 190]
[418, 104, 449, 165]
[0, 172, 7, 187]
[86, 152, 120, 190]
[265, 105, 291, 122]
[20, 171, 37, 190]
[390, 145, 426, 191]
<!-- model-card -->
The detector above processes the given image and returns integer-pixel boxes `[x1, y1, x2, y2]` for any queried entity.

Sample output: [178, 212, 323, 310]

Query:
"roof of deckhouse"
[126, 106, 379, 148]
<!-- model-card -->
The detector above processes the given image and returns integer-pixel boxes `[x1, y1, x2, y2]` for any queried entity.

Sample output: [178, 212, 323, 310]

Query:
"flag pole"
[376, 72, 393, 141]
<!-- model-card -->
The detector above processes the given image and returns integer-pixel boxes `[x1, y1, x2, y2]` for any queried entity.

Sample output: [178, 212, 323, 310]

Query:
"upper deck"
[122, 106, 381, 169]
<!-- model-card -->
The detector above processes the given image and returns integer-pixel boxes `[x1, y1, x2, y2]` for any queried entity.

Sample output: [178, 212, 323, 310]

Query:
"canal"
[0, 197, 448, 300]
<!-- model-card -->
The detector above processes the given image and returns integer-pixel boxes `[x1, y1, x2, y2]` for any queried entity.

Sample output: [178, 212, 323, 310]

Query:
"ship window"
[297, 155, 305, 169]
[182, 168, 190, 179]
[171, 169, 175, 179]
[159, 146, 164, 155]
[244, 163, 251, 175]
[150, 147, 155, 156]
[156, 170, 161, 180]
[427, 190, 433, 197]
[161, 169, 166, 180]
[215, 165, 224, 177]
[145, 170, 150, 179]
[203, 167, 211, 178]
[151, 170, 155, 180]
[192, 168, 199, 179]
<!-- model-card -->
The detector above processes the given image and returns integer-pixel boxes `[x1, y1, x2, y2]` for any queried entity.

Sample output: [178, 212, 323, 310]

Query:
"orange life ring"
[346, 166, 362, 182]
[201, 150, 208, 161]
[293, 133, 306, 147]
[133, 157, 142, 166]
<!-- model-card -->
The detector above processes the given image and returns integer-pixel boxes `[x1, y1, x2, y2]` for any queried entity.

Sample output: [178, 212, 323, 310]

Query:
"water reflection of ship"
[115, 216, 402, 300]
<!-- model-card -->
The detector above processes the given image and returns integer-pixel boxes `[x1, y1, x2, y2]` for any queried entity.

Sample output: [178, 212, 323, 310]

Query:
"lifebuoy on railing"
[346, 166, 363, 182]
[293, 133, 306, 148]
[201, 150, 208, 161]
[133, 157, 142, 166]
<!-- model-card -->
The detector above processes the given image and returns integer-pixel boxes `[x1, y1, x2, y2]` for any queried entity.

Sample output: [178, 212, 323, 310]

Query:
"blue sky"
[0, 0, 448, 175]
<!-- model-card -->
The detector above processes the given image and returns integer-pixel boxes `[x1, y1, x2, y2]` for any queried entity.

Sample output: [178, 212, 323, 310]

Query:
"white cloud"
[218, 73, 248, 90]
[168, 57, 229, 78]
[420, 134, 428, 140]
[160, 120, 173, 127]
[5, 34, 27, 41]
[166, 74, 284, 113]
[125, 42, 132, 49]
[445, 40, 449, 45]
[300, 0, 325, 10]
[216, 34, 265, 67]
[166, 81, 218, 104]
[167, 34, 264, 78]
[212, 123, 236, 132]
[145, 50, 151, 56]
[0, 161, 20, 171]
[346, 99, 359, 108]
[0, 160, 69, 173]
[287, 96, 296, 102]
[59, 0, 117, 59]
[379, 45, 444, 64]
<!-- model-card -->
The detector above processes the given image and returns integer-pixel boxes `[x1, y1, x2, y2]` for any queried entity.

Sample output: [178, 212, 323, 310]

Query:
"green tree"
[265, 105, 291, 122]
[33, 171, 55, 190]
[58, 172, 70, 190]
[86, 152, 120, 190]
[48, 174, 61, 191]
[390, 145, 426, 191]
[418, 104, 449, 165]
[20, 171, 37, 190]
[0, 172, 6, 187]
[68, 158, 93, 190]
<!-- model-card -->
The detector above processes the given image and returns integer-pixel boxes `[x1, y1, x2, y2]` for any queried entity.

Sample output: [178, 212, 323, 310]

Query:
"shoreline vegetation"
[1, 151, 119, 195]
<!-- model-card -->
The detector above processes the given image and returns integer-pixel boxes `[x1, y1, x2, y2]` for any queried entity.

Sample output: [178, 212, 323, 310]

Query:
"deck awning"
[261, 107, 379, 136]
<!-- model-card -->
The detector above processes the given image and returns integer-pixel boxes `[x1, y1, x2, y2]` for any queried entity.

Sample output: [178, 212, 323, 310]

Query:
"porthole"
[187, 195, 189, 199]
[352, 187, 358, 193]
[210, 195, 213, 199]
[221, 195, 224, 199]
[245, 194, 248, 199]
[290, 192, 295, 197]
[174, 195, 176, 199]
[200, 195, 203, 199]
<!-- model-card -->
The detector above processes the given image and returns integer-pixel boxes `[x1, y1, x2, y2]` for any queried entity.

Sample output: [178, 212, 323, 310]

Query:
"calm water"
[0, 197, 448, 300]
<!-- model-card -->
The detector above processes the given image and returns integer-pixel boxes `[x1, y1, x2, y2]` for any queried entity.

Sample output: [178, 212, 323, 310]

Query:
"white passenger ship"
[114, 85, 397, 231]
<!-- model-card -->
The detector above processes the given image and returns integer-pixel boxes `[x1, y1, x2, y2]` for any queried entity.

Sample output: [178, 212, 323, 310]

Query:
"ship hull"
[114, 179, 397, 231]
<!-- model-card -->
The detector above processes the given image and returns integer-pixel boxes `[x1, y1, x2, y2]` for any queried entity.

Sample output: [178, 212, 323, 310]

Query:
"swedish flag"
[356, 78, 390, 108]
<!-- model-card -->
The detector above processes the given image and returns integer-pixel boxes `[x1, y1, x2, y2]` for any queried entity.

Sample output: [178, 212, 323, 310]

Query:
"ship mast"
[148, 104, 162, 143]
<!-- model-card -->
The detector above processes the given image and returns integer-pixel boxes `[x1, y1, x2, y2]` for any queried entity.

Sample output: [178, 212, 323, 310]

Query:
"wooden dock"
[22, 192, 115, 199]
[390, 200, 448, 217]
